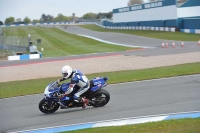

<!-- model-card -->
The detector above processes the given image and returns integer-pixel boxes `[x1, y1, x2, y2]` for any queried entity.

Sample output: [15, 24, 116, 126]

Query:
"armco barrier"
[180, 29, 200, 34]
[96, 24, 176, 32]
[0, 22, 97, 28]
[8, 53, 42, 61]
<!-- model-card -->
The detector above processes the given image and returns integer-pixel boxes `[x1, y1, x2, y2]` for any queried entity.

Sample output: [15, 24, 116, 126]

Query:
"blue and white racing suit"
[64, 69, 90, 100]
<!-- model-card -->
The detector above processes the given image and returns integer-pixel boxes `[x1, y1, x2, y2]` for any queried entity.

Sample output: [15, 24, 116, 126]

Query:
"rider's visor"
[62, 73, 68, 77]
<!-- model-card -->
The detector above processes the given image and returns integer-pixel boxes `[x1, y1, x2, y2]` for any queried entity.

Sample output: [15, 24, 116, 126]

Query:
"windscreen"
[47, 82, 59, 91]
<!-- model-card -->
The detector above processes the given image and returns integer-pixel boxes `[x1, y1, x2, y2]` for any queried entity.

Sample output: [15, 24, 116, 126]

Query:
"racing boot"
[82, 98, 89, 109]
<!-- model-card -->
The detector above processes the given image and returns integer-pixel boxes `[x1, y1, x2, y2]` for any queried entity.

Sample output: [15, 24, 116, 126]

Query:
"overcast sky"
[0, 0, 150, 22]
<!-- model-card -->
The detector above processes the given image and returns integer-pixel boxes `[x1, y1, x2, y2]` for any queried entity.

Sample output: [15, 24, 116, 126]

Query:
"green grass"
[78, 24, 200, 41]
[2, 26, 131, 57]
[0, 62, 200, 99]
[62, 118, 200, 133]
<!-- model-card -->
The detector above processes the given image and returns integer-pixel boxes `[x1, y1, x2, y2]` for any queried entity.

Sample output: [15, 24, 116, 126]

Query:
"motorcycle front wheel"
[39, 98, 59, 114]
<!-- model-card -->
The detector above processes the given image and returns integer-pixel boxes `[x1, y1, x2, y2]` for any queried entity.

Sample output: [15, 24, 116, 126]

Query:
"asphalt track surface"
[58, 26, 198, 48]
[0, 75, 200, 132]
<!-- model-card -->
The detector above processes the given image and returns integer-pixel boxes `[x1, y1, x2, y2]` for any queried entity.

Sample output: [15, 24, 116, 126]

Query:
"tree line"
[1, 12, 113, 25]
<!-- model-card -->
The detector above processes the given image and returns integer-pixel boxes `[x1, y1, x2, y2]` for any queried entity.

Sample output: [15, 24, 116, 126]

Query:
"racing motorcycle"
[39, 77, 110, 114]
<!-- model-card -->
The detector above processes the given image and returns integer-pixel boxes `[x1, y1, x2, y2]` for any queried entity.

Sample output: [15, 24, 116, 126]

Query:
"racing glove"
[57, 93, 65, 99]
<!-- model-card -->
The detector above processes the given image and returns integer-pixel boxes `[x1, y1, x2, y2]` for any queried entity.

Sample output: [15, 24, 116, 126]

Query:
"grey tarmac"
[0, 75, 199, 133]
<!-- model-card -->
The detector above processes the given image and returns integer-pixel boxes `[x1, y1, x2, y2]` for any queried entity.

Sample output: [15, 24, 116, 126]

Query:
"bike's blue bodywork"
[39, 76, 110, 113]
[44, 77, 108, 102]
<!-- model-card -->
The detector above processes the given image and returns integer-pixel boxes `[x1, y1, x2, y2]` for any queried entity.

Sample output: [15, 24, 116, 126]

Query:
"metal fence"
[0, 36, 29, 53]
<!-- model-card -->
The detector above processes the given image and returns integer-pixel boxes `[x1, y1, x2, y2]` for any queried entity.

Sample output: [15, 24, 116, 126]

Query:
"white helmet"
[61, 65, 72, 79]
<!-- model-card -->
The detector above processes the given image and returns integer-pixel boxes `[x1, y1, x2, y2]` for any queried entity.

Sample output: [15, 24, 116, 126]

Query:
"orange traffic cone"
[165, 42, 168, 48]
[181, 42, 184, 47]
[162, 43, 165, 48]
[198, 40, 200, 46]
[172, 42, 176, 48]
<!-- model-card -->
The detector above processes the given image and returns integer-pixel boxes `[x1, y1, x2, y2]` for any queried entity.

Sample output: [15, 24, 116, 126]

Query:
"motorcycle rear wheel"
[90, 89, 110, 107]
[39, 98, 59, 114]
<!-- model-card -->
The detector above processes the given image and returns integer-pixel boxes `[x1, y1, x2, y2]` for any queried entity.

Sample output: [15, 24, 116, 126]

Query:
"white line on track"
[56, 26, 155, 49]
[77, 34, 155, 49]
[10, 111, 200, 133]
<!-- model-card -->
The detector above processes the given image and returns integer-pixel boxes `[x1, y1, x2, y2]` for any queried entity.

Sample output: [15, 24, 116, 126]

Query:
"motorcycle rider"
[56, 65, 89, 108]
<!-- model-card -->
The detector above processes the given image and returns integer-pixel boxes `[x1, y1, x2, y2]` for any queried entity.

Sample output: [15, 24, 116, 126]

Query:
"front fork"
[44, 97, 58, 109]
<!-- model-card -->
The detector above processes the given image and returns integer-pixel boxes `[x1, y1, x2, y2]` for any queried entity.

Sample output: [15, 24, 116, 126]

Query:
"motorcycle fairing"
[90, 77, 107, 92]
[44, 82, 60, 98]
[61, 82, 70, 92]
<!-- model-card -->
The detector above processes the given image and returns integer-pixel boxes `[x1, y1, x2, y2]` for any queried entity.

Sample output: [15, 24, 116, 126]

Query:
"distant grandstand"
[99, 0, 200, 31]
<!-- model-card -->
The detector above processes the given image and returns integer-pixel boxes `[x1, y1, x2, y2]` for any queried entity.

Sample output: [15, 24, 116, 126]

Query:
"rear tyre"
[90, 89, 110, 107]
[39, 99, 59, 114]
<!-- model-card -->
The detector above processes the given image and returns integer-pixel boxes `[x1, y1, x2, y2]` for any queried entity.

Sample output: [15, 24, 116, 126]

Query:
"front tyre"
[90, 89, 110, 107]
[39, 98, 59, 114]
